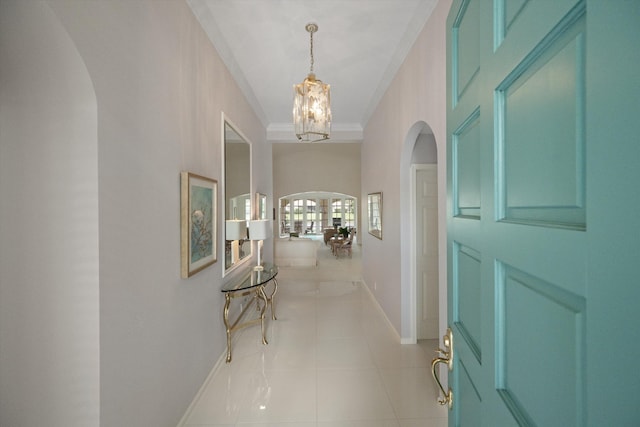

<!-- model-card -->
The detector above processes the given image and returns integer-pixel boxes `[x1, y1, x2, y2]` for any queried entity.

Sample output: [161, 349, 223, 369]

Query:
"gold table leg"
[223, 293, 233, 363]
[257, 285, 268, 345]
[266, 278, 278, 320]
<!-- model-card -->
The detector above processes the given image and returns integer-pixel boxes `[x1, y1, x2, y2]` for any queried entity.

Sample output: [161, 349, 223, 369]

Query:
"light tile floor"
[183, 236, 448, 426]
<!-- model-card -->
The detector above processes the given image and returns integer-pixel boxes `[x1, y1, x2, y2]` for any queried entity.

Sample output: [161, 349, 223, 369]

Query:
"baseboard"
[360, 279, 403, 344]
[175, 347, 228, 427]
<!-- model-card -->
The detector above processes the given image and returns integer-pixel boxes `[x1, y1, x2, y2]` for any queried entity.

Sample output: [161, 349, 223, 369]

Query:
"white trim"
[175, 348, 228, 427]
[407, 164, 419, 345]
[222, 112, 254, 278]
[361, 279, 402, 344]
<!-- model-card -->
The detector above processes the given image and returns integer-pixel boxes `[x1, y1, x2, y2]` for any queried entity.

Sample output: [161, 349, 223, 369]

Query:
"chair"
[305, 221, 314, 234]
[335, 233, 353, 258]
[280, 221, 291, 235]
[323, 228, 336, 245]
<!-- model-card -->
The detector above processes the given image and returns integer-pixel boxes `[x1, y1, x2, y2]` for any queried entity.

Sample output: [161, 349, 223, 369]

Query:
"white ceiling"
[187, 0, 439, 142]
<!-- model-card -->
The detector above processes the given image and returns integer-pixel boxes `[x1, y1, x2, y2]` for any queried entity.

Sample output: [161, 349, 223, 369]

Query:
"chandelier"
[293, 23, 331, 142]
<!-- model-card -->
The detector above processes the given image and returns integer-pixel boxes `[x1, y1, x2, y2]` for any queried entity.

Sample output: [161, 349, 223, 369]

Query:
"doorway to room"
[409, 129, 440, 341]
[413, 163, 439, 339]
[278, 191, 357, 237]
[400, 121, 444, 345]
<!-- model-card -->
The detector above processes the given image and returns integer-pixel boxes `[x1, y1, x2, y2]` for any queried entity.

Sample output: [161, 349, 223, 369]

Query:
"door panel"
[457, 360, 482, 427]
[496, 263, 586, 426]
[453, 243, 481, 362]
[453, 0, 480, 104]
[452, 110, 481, 219]
[497, 8, 586, 228]
[445, 0, 640, 426]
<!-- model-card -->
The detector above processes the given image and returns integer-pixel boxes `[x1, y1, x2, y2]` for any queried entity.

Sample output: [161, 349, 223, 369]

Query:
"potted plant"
[338, 226, 350, 238]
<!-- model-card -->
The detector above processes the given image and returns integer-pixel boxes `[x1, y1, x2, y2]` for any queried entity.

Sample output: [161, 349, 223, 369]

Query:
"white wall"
[361, 0, 452, 339]
[411, 133, 438, 164]
[0, 1, 269, 426]
[0, 2, 99, 425]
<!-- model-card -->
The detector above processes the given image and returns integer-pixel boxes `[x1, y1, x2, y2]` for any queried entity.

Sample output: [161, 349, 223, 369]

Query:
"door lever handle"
[431, 327, 453, 409]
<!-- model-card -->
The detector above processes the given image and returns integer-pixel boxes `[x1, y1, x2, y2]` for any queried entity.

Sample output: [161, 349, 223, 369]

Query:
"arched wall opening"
[399, 121, 447, 344]
[277, 191, 358, 237]
[0, 2, 100, 424]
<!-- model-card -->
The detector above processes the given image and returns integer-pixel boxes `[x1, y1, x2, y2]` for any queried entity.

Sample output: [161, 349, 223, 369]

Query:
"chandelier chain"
[309, 29, 314, 74]
[294, 22, 330, 142]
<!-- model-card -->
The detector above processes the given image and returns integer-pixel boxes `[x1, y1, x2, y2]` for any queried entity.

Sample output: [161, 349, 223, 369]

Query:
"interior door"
[445, 1, 640, 426]
[415, 165, 439, 339]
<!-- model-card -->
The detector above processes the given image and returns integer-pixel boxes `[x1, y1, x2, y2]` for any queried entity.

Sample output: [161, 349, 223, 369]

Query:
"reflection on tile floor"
[183, 237, 448, 426]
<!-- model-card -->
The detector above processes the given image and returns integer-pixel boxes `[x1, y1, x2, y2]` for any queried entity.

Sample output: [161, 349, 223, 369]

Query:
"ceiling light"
[293, 23, 331, 142]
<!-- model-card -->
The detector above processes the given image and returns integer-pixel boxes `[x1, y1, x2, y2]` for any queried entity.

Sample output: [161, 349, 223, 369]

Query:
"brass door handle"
[431, 327, 453, 409]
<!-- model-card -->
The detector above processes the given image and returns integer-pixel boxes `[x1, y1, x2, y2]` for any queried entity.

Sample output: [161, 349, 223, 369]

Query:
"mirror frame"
[222, 113, 252, 276]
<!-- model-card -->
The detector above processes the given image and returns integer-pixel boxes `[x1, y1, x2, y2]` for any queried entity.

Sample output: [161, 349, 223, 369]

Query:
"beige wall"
[273, 143, 360, 214]
[273, 142, 361, 202]
[361, 0, 452, 339]
[1, 1, 269, 426]
[0, 2, 99, 424]
[272, 143, 361, 236]
[273, 142, 361, 235]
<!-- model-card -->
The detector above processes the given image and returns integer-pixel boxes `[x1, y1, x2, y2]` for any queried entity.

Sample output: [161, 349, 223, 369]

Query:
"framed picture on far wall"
[367, 192, 382, 240]
[181, 172, 217, 278]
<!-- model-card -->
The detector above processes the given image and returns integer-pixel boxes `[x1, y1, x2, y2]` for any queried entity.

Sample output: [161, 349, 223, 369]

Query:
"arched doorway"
[399, 121, 446, 344]
[277, 191, 357, 237]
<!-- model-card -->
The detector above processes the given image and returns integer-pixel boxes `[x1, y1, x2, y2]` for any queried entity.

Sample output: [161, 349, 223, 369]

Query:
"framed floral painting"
[181, 172, 217, 277]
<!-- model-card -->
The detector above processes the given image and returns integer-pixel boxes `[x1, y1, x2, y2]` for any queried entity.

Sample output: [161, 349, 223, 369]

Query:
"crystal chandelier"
[293, 23, 331, 142]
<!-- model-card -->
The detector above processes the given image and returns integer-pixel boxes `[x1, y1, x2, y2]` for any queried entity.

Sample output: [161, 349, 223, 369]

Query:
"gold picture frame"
[367, 192, 382, 240]
[181, 172, 217, 278]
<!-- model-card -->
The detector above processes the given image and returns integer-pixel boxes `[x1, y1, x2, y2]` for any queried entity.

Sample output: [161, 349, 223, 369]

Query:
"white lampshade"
[249, 220, 272, 241]
[225, 220, 247, 241]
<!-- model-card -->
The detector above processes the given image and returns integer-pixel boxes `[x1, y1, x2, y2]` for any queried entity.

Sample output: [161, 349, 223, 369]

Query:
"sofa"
[275, 237, 318, 267]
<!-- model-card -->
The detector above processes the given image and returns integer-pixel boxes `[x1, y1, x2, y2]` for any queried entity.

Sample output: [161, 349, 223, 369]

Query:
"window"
[279, 199, 290, 234]
[306, 199, 316, 233]
[293, 199, 305, 234]
[331, 199, 342, 227]
[344, 198, 355, 227]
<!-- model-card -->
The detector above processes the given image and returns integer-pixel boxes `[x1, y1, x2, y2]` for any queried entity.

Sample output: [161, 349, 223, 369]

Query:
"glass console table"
[220, 263, 278, 363]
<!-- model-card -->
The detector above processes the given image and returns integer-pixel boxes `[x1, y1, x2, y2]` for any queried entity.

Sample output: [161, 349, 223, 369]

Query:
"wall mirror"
[223, 117, 252, 274]
[367, 192, 382, 239]
[256, 193, 267, 220]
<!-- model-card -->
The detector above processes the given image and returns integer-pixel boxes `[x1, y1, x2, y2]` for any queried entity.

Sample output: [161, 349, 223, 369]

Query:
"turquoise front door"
[445, 0, 640, 425]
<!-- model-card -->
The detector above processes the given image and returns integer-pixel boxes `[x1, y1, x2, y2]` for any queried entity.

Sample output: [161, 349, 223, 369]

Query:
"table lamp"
[249, 219, 272, 271]
[225, 220, 247, 263]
